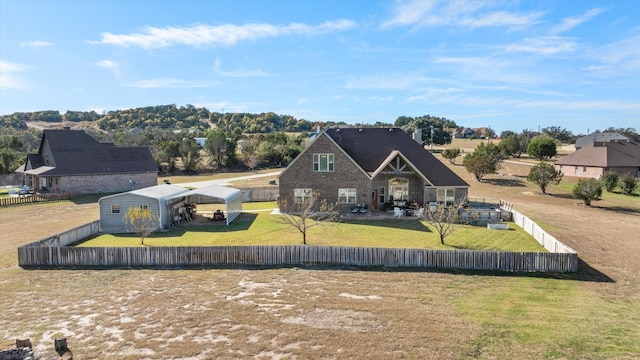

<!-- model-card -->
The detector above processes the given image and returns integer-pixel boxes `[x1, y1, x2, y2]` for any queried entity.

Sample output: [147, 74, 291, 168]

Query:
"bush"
[527, 135, 557, 160]
[527, 162, 563, 194]
[619, 175, 638, 195]
[441, 148, 461, 163]
[601, 172, 619, 192]
[572, 178, 602, 206]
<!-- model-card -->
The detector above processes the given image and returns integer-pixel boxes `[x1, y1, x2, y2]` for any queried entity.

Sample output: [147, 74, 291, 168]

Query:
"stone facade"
[27, 172, 158, 194]
[279, 135, 371, 212]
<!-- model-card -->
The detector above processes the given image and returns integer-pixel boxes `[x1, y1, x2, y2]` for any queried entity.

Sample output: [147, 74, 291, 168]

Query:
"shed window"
[111, 204, 121, 214]
[313, 153, 334, 172]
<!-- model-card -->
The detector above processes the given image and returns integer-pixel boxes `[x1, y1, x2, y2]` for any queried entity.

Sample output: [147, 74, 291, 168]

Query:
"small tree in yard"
[527, 135, 557, 160]
[619, 175, 638, 195]
[572, 178, 602, 206]
[123, 206, 158, 245]
[601, 172, 619, 192]
[277, 191, 340, 245]
[416, 200, 471, 245]
[526, 162, 563, 194]
[441, 148, 461, 164]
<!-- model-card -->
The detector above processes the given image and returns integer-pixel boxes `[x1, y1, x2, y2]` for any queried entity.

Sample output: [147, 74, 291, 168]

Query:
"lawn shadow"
[482, 178, 526, 187]
[70, 193, 106, 204]
[316, 257, 614, 283]
[160, 212, 259, 237]
[341, 219, 432, 232]
[548, 193, 577, 200]
[591, 205, 640, 215]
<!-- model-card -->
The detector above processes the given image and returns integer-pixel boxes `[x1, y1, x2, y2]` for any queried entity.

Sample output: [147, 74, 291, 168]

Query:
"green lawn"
[80, 209, 545, 251]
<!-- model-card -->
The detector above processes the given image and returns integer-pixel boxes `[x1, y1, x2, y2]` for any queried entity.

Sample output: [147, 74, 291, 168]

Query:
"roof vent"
[389, 128, 393, 132]
[336, 128, 341, 132]
[358, 128, 363, 132]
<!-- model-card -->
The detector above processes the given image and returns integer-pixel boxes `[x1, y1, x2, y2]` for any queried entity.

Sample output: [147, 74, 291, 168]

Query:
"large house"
[278, 127, 469, 213]
[15, 129, 158, 194]
[574, 132, 630, 149]
[555, 139, 640, 179]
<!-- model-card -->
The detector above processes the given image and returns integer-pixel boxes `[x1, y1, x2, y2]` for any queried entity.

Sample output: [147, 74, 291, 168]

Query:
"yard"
[1, 158, 639, 359]
[78, 204, 544, 252]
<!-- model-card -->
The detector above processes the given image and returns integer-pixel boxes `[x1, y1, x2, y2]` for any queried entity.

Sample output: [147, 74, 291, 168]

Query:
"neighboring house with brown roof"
[554, 139, 640, 179]
[278, 128, 469, 213]
[15, 129, 158, 194]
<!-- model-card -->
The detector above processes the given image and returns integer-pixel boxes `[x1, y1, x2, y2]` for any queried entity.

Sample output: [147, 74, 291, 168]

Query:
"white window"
[338, 188, 356, 203]
[111, 204, 121, 214]
[140, 204, 149, 210]
[313, 153, 334, 172]
[437, 188, 455, 204]
[294, 188, 312, 204]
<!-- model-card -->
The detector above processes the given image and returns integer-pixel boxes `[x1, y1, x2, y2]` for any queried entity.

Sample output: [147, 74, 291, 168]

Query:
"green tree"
[619, 175, 638, 195]
[526, 162, 563, 194]
[0, 148, 20, 174]
[499, 134, 522, 158]
[527, 135, 557, 160]
[276, 191, 340, 245]
[441, 148, 461, 164]
[179, 136, 201, 172]
[204, 128, 228, 167]
[462, 142, 504, 181]
[601, 172, 619, 192]
[572, 178, 602, 206]
[123, 205, 158, 245]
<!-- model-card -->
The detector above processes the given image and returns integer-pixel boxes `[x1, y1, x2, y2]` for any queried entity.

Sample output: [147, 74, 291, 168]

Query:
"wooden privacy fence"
[0, 192, 80, 207]
[19, 245, 577, 272]
[17, 201, 578, 272]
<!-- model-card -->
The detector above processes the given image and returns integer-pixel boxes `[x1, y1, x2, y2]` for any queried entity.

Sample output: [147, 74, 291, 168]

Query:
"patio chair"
[414, 207, 424, 217]
[393, 207, 403, 217]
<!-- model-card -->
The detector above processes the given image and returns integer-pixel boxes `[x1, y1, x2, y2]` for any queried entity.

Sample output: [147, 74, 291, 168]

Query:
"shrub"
[527, 135, 557, 160]
[619, 175, 638, 195]
[601, 172, 619, 192]
[441, 148, 461, 164]
[572, 178, 602, 206]
[527, 162, 563, 194]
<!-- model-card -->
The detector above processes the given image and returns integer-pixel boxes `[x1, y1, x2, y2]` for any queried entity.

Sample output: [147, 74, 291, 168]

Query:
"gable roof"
[18, 130, 157, 176]
[324, 128, 468, 187]
[556, 140, 640, 167]
[575, 132, 630, 149]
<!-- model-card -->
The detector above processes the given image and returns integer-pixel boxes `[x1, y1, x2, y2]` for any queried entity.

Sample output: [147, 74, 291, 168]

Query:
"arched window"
[389, 178, 409, 204]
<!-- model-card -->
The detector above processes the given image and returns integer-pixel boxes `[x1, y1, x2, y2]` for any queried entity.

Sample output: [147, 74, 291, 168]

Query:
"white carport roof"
[171, 185, 242, 226]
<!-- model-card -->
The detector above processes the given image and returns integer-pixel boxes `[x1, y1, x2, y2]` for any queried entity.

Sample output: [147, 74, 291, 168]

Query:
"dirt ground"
[1, 158, 639, 359]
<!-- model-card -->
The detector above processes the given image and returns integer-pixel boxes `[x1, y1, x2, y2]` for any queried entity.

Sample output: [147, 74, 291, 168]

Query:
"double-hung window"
[294, 188, 312, 204]
[338, 188, 356, 204]
[111, 204, 121, 214]
[313, 153, 334, 172]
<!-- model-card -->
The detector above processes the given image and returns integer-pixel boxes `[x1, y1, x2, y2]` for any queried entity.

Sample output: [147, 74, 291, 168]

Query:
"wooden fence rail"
[19, 245, 577, 272]
[0, 192, 80, 207]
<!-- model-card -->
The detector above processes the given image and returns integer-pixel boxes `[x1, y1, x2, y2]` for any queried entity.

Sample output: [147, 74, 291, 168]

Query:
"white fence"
[510, 210, 576, 254]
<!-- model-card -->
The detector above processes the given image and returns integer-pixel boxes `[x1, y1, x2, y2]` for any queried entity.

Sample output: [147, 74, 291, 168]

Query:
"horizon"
[1, 0, 639, 135]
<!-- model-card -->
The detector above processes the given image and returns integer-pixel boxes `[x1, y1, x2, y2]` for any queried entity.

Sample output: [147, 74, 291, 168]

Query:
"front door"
[372, 189, 378, 209]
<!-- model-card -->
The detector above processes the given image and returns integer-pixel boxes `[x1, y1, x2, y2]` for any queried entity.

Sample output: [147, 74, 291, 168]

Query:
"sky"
[1, 0, 639, 134]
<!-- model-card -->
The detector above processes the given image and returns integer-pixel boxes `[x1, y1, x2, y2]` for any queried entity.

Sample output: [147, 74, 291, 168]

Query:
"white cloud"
[19, 40, 54, 48]
[125, 78, 219, 88]
[585, 34, 640, 77]
[93, 20, 356, 49]
[503, 36, 578, 55]
[345, 72, 434, 90]
[96, 60, 120, 76]
[382, 0, 543, 29]
[549, 8, 605, 35]
[0, 60, 31, 91]
[213, 59, 271, 78]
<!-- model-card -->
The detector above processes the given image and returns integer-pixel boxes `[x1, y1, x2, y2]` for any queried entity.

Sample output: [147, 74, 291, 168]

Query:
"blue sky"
[1, 0, 638, 134]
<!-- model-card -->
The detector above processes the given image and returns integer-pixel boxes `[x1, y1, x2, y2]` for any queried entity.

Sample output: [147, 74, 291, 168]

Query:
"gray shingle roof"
[325, 128, 468, 187]
[575, 132, 630, 149]
[23, 130, 157, 176]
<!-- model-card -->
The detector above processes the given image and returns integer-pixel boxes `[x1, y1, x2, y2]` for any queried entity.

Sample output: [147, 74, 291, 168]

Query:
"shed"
[99, 185, 190, 233]
[172, 185, 242, 226]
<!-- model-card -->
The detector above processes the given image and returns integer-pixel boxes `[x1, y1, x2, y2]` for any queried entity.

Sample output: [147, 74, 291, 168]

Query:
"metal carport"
[171, 185, 242, 226]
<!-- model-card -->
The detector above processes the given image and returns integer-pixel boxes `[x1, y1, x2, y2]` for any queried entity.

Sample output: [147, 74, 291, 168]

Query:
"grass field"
[79, 210, 545, 252]
[1, 154, 639, 359]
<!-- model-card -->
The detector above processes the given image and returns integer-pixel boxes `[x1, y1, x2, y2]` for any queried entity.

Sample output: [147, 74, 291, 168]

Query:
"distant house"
[554, 139, 640, 179]
[15, 129, 158, 194]
[575, 132, 630, 149]
[278, 128, 469, 213]
[451, 127, 476, 139]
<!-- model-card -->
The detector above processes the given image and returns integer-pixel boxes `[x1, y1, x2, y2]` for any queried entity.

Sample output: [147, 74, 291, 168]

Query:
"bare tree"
[416, 200, 472, 245]
[276, 191, 340, 245]
[123, 205, 158, 245]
